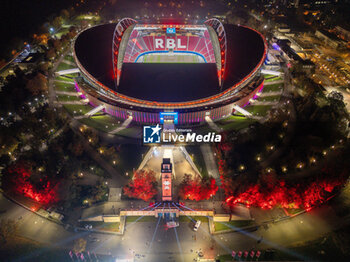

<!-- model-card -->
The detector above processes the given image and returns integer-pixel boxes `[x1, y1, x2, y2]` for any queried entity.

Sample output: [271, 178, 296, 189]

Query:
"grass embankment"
[79, 221, 120, 232]
[214, 220, 253, 232]
[54, 81, 76, 92]
[57, 94, 81, 102]
[56, 62, 73, 71]
[263, 83, 283, 93]
[179, 216, 209, 223]
[78, 115, 121, 132]
[63, 104, 92, 115]
[55, 75, 74, 82]
[126, 216, 157, 223]
[215, 115, 256, 131]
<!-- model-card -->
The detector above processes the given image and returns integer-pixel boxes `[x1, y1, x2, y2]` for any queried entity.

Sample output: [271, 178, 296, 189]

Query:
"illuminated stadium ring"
[73, 19, 267, 124]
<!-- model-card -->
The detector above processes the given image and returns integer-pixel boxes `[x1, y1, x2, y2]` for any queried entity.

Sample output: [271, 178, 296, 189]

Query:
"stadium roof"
[74, 22, 265, 103]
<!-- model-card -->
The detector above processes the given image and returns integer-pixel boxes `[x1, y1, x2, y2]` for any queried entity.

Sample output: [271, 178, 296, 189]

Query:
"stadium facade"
[73, 18, 267, 126]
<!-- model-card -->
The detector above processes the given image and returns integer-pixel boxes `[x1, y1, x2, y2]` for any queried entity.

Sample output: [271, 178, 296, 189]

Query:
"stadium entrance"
[160, 112, 178, 125]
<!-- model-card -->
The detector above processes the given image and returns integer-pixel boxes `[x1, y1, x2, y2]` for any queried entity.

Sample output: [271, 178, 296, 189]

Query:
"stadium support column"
[112, 18, 137, 89]
[204, 18, 227, 89]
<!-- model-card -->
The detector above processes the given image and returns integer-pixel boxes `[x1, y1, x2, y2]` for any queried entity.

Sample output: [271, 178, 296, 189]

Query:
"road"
[2, 182, 346, 261]
[0, 193, 74, 247]
[81, 204, 340, 261]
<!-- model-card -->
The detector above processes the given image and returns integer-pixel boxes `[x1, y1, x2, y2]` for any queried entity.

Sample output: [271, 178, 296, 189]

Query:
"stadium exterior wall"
[76, 80, 263, 125]
[72, 21, 267, 125]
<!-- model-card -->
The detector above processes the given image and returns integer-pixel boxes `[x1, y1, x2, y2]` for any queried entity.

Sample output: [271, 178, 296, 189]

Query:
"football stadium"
[73, 18, 267, 125]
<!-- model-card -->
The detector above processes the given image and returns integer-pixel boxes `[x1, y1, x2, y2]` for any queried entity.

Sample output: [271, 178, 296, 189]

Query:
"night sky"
[0, 0, 73, 55]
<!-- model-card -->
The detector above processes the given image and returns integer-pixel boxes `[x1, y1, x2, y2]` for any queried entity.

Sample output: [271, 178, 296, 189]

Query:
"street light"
[309, 157, 316, 164]
[239, 165, 245, 171]
[296, 162, 304, 169]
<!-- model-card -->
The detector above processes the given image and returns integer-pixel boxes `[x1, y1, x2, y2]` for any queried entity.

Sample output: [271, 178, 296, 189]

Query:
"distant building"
[277, 39, 315, 73]
[14, 52, 44, 70]
[334, 26, 350, 42]
[315, 30, 343, 48]
[278, 26, 291, 33]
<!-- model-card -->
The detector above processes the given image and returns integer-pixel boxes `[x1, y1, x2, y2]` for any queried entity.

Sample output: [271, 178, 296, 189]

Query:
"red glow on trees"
[123, 170, 158, 201]
[6, 161, 58, 205]
[218, 155, 345, 211]
[225, 178, 342, 210]
[179, 175, 218, 201]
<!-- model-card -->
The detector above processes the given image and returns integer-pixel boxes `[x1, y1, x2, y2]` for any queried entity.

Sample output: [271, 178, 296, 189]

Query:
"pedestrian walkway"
[55, 91, 80, 96]
[108, 188, 122, 202]
[179, 146, 201, 176]
[62, 59, 76, 66]
[109, 116, 133, 134]
[85, 104, 105, 117]
[56, 68, 79, 76]
[200, 144, 220, 183]
[56, 100, 85, 105]
[232, 104, 252, 116]
[74, 115, 89, 119]
[251, 116, 264, 120]
[205, 116, 223, 132]
[261, 69, 283, 76]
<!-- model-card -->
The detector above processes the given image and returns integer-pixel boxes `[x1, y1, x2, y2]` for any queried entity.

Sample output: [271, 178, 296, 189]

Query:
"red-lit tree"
[123, 170, 158, 201]
[5, 161, 58, 205]
[179, 174, 218, 201]
[225, 177, 343, 211]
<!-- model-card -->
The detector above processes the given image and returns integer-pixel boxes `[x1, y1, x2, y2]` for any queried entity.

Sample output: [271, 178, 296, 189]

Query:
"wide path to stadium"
[200, 144, 220, 184]
[1, 187, 350, 261]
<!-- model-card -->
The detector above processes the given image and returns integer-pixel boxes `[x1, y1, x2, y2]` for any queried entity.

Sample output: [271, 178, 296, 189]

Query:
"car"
[166, 221, 179, 229]
[193, 220, 201, 231]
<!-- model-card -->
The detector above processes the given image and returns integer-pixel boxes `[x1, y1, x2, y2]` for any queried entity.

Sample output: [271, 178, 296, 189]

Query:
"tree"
[73, 238, 86, 253]
[46, 49, 56, 61]
[0, 219, 18, 244]
[32, 33, 49, 45]
[123, 170, 157, 201]
[52, 16, 63, 29]
[91, 181, 108, 202]
[179, 174, 218, 201]
[0, 59, 6, 69]
[104, 146, 116, 157]
[38, 61, 51, 74]
[60, 9, 70, 20]
[0, 130, 19, 157]
[4, 161, 58, 205]
[25, 73, 48, 95]
[69, 141, 84, 157]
